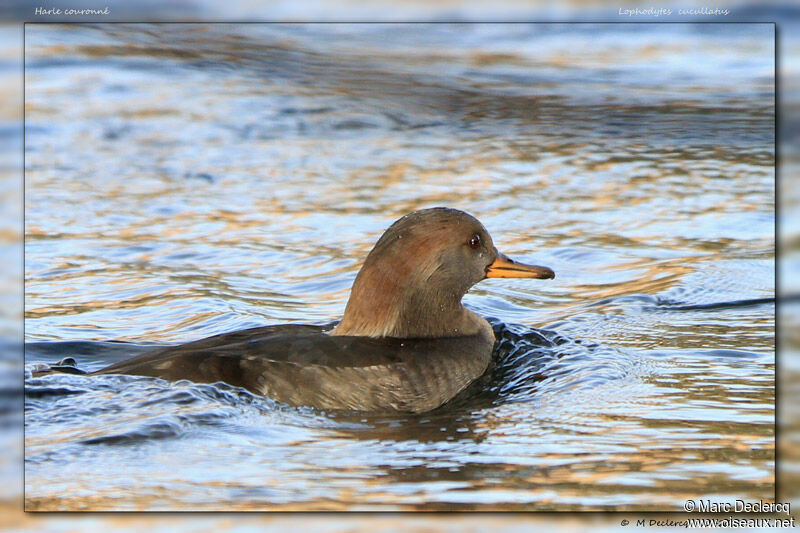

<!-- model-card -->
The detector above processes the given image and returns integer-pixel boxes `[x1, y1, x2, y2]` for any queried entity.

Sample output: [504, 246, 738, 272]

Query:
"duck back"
[94, 324, 496, 413]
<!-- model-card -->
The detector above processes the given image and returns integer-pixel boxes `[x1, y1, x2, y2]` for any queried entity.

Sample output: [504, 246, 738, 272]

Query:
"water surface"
[24, 23, 774, 510]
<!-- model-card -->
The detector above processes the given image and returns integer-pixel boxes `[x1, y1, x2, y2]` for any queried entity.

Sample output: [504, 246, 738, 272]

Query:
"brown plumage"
[94, 207, 554, 413]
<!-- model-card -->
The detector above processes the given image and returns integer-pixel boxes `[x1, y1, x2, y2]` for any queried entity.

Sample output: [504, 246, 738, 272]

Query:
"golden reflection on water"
[22, 23, 775, 511]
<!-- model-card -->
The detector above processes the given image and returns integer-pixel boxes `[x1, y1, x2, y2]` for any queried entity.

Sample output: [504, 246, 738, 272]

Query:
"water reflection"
[24, 23, 773, 510]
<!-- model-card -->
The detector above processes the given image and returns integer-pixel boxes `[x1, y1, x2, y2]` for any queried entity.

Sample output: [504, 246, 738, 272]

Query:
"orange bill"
[486, 252, 555, 279]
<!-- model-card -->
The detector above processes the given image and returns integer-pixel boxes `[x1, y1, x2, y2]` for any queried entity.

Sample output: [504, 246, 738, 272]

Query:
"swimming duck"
[94, 208, 554, 413]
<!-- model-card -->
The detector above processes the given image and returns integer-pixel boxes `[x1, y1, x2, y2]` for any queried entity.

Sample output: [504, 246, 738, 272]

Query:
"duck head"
[332, 207, 554, 338]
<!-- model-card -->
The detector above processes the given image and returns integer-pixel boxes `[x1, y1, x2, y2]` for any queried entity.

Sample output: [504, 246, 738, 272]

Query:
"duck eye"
[468, 234, 481, 249]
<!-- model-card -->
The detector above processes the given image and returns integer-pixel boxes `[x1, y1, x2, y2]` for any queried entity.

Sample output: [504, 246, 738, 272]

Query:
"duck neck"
[332, 280, 485, 339]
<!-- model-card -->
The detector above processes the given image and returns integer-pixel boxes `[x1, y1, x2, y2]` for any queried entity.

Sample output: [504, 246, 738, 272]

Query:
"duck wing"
[93, 324, 495, 413]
